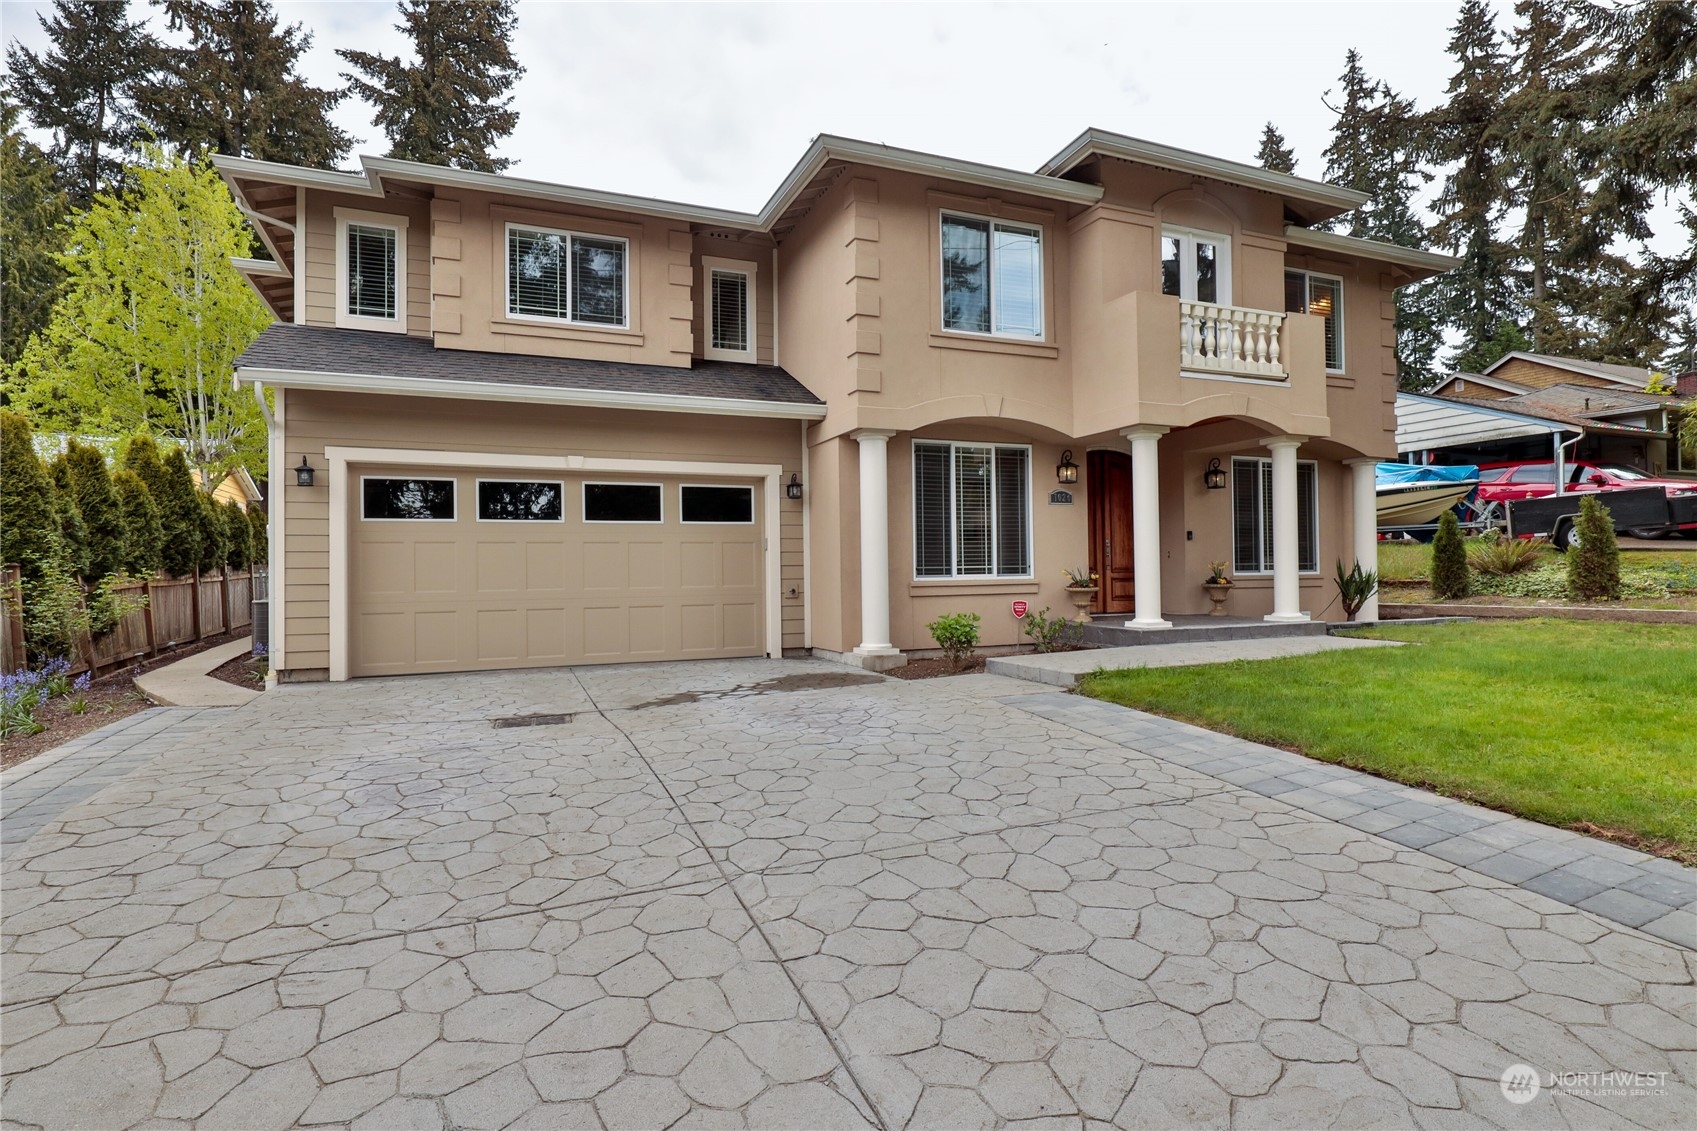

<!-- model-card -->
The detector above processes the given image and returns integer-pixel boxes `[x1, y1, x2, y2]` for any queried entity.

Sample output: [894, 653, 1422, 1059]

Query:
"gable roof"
[1482, 351, 1651, 390]
[1429, 371, 1534, 397]
[1396, 392, 1667, 454]
[235, 323, 826, 419]
[1281, 226, 1459, 279]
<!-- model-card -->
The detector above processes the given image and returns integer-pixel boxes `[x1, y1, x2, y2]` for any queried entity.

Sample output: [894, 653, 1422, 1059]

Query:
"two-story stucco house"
[217, 128, 1455, 682]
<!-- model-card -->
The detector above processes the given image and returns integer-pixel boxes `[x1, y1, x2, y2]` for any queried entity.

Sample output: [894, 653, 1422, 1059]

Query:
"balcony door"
[1161, 226, 1232, 306]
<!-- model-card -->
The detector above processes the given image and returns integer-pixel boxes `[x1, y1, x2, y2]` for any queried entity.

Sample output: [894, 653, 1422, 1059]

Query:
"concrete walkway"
[132, 636, 261, 707]
[2, 660, 1692, 1130]
[988, 634, 1403, 688]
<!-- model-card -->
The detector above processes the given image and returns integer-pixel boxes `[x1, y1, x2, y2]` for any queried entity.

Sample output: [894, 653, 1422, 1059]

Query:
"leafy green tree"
[124, 437, 201, 577]
[61, 439, 127, 583]
[1430, 510, 1469, 600]
[5, 148, 271, 481]
[0, 411, 64, 577]
[4, 0, 158, 206]
[1567, 495, 1620, 599]
[221, 499, 253, 570]
[196, 491, 228, 574]
[137, 0, 352, 168]
[111, 468, 164, 577]
[247, 502, 268, 566]
[2, 87, 70, 365]
[47, 455, 92, 579]
[1255, 123, 1297, 174]
[340, 0, 524, 172]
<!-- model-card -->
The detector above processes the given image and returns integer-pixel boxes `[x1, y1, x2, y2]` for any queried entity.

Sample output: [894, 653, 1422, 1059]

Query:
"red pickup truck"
[1477, 461, 1697, 537]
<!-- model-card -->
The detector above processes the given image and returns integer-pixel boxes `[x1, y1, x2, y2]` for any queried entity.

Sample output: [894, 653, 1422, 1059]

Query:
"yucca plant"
[1466, 533, 1549, 575]
[1334, 559, 1380, 621]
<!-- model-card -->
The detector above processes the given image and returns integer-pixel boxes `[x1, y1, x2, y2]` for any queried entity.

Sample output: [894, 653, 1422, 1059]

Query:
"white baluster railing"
[1178, 302, 1288, 379]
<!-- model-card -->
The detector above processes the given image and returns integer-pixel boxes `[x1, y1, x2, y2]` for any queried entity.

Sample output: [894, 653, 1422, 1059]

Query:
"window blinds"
[913, 443, 953, 578]
[913, 442, 1030, 579]
[508, 228, 625, 325]
[346, 224, 396, 319]
[710, 270, 749, 352]
[1232, 456, 1319, 574]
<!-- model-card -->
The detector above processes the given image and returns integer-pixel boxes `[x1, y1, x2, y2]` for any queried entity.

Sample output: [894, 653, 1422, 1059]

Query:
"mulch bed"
[1, 632, 246, 771]
[208, 650, 267, 690]
[888, 655, 988, 680]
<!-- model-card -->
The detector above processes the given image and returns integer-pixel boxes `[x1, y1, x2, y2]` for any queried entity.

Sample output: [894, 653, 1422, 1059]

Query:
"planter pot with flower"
[1202, 562, 1232, 616]
[1062, 566, 1099, 623]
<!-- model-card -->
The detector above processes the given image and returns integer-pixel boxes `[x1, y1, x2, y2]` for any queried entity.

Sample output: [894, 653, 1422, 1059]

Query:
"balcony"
[1179, 302, 1288, 380]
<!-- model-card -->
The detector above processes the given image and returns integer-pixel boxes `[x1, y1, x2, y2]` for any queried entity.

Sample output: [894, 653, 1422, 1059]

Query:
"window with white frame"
[507, 225, 628, 327]
[1231, 457, 1318, 574]
[940, 213, 1043, 338]
[335, 210, 407, 331]
[704, 258, 755, 361]
[913, 441, 1031, 578]
[1285, 269, 1345, 371]
[1160, 226, 1231, 305]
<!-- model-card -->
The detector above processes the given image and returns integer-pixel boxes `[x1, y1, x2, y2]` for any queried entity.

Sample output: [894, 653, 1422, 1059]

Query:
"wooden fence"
[1, 566, 257, 676]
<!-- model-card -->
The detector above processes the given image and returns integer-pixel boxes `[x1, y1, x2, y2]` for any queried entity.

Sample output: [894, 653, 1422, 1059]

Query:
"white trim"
[334, 208, 408, 333]
[232, 256, 289, 278]
[473, 478, 566, 523]
[1284, 267, 1346, 373]
[325, 447, 787, 680]
[679, 483, 756, 524]
[938, 210, 1046, 341]
[1282, 224, 1460, 275]
[357, 475, 457, 521]
[503, 222, 631, 330]
[581, 480, 664, 524]
[772, 248, 781, 369]
[702, 256, 758, 363]
[1230, 455, 1320, 577]
[268, 386, 285, 672]
[1160, 224, 1233, 306]
[910, 438, 1035, 581]
[235, 365, 828, 421]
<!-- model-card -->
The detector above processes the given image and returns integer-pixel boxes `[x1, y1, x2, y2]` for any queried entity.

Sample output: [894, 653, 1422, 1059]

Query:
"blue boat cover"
[1376, 462, 1479, 485]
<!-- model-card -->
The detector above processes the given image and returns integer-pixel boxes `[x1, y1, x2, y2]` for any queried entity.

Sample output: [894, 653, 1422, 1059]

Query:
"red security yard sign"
[1011, 600, 1029, 619]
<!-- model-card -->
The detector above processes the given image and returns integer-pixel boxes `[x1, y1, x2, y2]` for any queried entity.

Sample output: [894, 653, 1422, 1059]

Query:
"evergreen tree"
[1321, 49, 1440, 387]
[1430, 510, 1469, 600]
[62, 439, 127, 583]
[196, 491, 228, 573]
[1454, 319, 1534, 375]
[0, 411, 64, 578]
[1424, 0, 1521, 371]
[47, 455, 92, 580]
[247, 502, 268, 566]
[221, 500, 252, 570]
[124, 436, 202, 576]
[1567, 495, 1620, 599]
[1255, 123, 1297, 174]
[340, 0, 525, 172]
[112, 468, 164, 578]
[2, 86, 70, 365]
[4, 0, 158, 205]
[137, 0, 352, 168]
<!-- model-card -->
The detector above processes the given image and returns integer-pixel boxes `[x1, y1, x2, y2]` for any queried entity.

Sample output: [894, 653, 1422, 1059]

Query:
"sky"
[0, 0, 1684, 254]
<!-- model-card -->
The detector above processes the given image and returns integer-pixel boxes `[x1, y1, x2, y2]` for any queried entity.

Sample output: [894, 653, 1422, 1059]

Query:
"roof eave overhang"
[1481, 350, 1648, 389]
[1283, 226, 1460, 278]
[235, 364, 829, 421]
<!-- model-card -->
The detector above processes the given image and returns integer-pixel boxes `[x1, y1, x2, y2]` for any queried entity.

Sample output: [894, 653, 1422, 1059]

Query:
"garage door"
[349, 466, 764, 677]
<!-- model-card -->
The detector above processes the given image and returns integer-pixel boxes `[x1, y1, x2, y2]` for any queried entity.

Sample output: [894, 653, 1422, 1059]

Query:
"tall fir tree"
[123, 435, 201, 577]
[111, 468, 164, 578]
[1255, 123, 1297, 174]
[339, 0, 524, 172]
[47, 455, 92, 580]
[4, 0, 158, 205]
[62, 439, 127, 583]
[0, 411, 64, 580]
[1, 87, 69, 365]
[1321, 50, 1441, 387]
[136, 0, 352, 169]
[1424, 0, 1522, 371]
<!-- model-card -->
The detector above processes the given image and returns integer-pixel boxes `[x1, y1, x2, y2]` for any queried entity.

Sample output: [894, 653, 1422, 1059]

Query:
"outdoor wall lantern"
[1056, 451, 1079, 485]
[294, 456, 316, 488]
[786, 473, 803, 500]
[1203, 458, 1228, 490]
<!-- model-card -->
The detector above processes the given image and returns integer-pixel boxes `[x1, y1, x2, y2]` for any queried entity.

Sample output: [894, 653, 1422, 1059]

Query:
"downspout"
[1552, 430, 1581, 495]
[252, 378, 282, 683]
[801, 418, 811, 651]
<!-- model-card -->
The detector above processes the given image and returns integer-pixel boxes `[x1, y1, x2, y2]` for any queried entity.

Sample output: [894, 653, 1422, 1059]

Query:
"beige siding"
[301, 190, 432, 336]
[691, 235, 776, 366]
[278, 390, 805, 678]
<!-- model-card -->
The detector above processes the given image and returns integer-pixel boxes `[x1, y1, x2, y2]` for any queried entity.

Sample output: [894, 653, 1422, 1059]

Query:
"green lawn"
[1377, 540, 1697, 582]
[1079, 620, 1697, 860]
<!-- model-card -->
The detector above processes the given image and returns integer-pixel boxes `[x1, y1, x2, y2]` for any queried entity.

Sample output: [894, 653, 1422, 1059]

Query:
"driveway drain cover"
[491, 712, 573, 728]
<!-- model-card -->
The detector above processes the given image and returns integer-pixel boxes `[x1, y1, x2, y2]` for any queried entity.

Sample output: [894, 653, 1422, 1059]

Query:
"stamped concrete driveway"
[2, 660, 1693, 1130]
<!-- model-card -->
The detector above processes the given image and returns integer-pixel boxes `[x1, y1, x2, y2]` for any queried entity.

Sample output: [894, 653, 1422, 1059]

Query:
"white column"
[1263, 436, 1310, 623]
[1346, 458, 1380, 623]
[851, 429, 901, 661]
[1123, 426, 1171, 629]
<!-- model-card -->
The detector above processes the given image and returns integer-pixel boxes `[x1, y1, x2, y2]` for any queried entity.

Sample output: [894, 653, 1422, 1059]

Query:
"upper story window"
[1161, 226, 1232, 306]
[1285, 269, 1345, 372]
[703, 257, 756, 362]
[941, 213, 1043, 339]
[507, 224, 628, 327]
[335, 208, 407, 333]
[914, 440, 1031, 579]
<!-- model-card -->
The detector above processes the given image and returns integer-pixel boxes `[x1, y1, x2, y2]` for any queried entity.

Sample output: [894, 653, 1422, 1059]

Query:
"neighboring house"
[216, 128, 1455, 682]
[191, 466, 265, 512]
[1431, 351, 1658, 401]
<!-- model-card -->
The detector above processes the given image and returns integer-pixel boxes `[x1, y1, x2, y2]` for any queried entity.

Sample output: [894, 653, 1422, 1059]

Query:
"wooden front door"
[1088, 450, 1135, 614]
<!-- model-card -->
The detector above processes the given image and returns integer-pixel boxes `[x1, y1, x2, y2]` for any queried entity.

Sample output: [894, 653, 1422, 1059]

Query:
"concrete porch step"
[1081, 614, 1331, 648]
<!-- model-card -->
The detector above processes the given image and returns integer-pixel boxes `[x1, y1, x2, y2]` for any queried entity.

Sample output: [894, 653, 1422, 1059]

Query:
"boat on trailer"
[1376, 463, 1479, 528]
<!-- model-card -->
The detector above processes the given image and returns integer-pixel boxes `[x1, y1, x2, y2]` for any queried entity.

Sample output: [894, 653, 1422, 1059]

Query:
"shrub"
[927, 611, 981, 669]
[19, 557, 88, 659]
[1466, 532, 1549, 575]
[125, 437, 201, 576]
[1568, 495, 1621, 600]
[196, 491, 228, 573]
[1021, 607, 1082, 653]
[112, 469, 165, 578]
[48, 455, 91, 580]
[247, 502, 268, 564]
[88, 573, 149, 637]
[1334, 559, 1379, 620]
[0, 411, 63, 577]
[221, 500, 253, 570]
[1430, 510, 1469, 599]
[63, 439, 127, 582]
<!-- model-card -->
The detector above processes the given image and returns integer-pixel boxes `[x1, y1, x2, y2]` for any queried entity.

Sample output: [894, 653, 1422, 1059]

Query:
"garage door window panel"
[477, 480, 565, 522]
[584, 482, 663, 523]
[362, 478, 456, 521]
[681, 484, 754, 524]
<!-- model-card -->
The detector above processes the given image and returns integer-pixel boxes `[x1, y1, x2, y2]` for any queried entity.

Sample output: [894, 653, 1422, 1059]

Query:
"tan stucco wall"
[277, 390, 804, 678]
